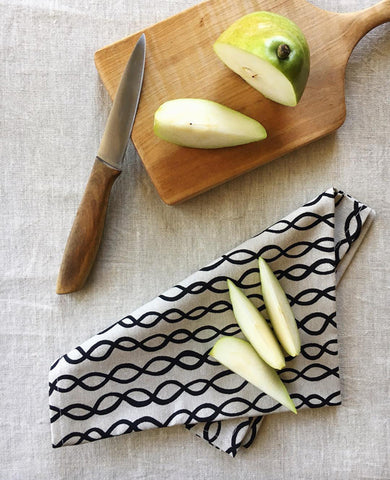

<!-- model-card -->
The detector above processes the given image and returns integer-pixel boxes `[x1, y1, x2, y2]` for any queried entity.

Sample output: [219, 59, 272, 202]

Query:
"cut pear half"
[214, 44, 297, 106]
[209, 336, 297, 414]
[213, 11, 310, 106]
[227, 279, 285, 370]
[259, 257, 301, 357]
[153, 98, 267, 149]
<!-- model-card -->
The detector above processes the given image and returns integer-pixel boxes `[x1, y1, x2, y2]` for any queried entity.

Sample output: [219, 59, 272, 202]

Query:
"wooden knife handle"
[56, 158, 121, 294]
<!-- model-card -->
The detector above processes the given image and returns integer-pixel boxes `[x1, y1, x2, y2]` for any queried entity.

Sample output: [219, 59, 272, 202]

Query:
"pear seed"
[243, 66, 258, 78]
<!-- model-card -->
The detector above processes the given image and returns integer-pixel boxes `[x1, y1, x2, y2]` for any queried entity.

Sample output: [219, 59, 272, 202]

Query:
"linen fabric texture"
[49, 188, 375, 456]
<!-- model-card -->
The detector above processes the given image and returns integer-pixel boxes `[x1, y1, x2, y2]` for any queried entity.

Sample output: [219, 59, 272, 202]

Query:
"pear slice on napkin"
[210, 336, 296, 414]
[227, 279, 285, 369]
[259, 257, 301, 357]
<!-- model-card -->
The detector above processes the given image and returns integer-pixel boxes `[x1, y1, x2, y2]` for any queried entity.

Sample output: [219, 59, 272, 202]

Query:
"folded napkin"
[49, 188, 375, 456]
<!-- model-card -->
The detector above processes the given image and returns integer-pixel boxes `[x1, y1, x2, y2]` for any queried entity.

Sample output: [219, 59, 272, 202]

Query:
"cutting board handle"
[345, 0, 390, 49]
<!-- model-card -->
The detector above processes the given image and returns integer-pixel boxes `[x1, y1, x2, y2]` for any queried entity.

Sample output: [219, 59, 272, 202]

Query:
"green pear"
[214, 11, 310, 106]
[259, 257, 301, 357]
[153, 98, 267, 148]
[227, 279, 285, 370]
[209, 336, 297, 414]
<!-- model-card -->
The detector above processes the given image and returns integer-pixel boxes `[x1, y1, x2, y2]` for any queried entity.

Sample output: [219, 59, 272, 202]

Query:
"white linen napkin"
[49, 188, 375, 455]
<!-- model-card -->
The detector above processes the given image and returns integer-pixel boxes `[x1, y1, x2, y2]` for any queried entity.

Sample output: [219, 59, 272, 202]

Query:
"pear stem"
[277, 44, 291, 60]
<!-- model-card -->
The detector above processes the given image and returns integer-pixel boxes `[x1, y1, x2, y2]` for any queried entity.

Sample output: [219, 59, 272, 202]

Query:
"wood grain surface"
[94, 0, 390, 205]
[56, 159, 121, 294]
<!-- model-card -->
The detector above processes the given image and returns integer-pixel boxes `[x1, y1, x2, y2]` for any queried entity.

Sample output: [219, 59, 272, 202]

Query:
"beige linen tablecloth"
[1, 0, 389, 478]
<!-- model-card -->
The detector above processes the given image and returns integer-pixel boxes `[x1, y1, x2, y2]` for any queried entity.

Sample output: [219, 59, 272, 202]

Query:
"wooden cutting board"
[94, 0, 390, 205]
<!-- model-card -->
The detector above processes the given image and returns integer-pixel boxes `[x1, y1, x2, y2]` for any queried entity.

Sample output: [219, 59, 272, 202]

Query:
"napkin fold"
[49, 188, 375, 456]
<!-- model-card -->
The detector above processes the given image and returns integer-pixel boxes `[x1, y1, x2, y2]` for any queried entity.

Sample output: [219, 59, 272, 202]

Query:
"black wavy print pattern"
[49, 188, 373, 455]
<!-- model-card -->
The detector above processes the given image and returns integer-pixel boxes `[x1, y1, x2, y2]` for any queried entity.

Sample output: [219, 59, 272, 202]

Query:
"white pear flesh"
[259, 257, 301, 357]
[227, 279, 285, 370]
[209, 336, 297, 414]
[153, 98, 267, 149]
[214, 44, 297, 106]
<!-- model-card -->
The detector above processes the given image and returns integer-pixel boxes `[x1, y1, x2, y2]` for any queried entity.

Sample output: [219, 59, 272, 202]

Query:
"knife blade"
[56, 34, 146, 294]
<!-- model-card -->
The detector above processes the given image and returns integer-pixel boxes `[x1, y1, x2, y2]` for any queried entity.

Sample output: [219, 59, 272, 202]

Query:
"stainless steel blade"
[97, 34, 146, 169]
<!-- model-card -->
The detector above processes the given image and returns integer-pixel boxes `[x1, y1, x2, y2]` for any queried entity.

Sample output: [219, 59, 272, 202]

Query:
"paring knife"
[56, 34, 146, 294]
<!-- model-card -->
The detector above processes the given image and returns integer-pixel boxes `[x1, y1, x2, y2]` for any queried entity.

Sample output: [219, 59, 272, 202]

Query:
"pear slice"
[214, 12, 310, 106]
[153, 98, 267, 149]
[209, 336, 297, 414]
[227, 279, 285, 370]
[259, 257, 301, 357]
